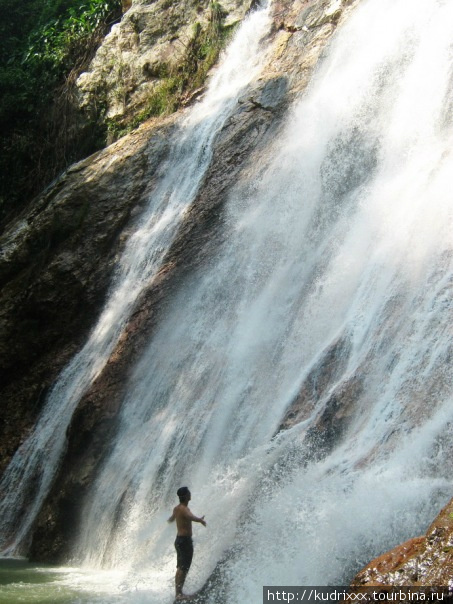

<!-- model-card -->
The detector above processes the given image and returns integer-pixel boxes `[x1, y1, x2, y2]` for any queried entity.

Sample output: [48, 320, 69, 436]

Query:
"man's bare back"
[170, 503, 206, 536]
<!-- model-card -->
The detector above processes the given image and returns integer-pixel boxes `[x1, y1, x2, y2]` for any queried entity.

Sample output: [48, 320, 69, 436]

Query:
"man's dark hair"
[177, 486, 190, 501]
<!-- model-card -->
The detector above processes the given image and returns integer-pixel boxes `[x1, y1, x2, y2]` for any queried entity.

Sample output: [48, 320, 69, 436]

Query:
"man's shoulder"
[175, 504, 191, 517]
[174, 504, 187, 514]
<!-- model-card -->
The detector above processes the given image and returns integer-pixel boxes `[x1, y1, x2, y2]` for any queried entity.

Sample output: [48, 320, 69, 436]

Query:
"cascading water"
[0, 3, 273, 556]
[2, 0, 453, 602]
[74, 0, 453, 600]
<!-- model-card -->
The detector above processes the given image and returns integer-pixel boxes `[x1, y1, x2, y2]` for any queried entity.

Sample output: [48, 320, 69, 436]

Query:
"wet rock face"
[352, 498, 453, 587]
[2, 0, 363, 562]
[0, 119, 174, 477]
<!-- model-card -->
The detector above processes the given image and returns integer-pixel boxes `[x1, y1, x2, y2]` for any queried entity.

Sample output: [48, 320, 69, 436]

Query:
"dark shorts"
[175, 536, 193, 572]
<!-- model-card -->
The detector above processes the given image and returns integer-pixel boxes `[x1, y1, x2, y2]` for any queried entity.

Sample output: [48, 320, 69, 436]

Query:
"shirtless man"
[168, 486, 206, 600]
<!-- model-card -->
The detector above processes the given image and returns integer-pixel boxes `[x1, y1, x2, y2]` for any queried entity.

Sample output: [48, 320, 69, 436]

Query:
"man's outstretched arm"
[184, 508, 206, 526]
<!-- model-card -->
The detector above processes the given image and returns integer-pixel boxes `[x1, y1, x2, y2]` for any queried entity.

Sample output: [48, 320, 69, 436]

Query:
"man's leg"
[175, 568, 187, 598]
[174, 537, 193, 598]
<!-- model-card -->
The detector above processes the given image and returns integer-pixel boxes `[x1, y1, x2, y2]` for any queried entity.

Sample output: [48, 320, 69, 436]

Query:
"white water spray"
[73, 0, 453, 601]
[0, 3, 272, 555]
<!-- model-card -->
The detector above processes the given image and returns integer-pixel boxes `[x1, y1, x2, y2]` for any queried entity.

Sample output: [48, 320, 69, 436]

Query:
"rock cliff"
[77, 0, 257, 139]
[0, 117, 173, 478]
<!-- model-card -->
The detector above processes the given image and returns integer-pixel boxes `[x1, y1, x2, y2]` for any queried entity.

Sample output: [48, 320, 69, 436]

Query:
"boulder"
[352, 497, 453, 586]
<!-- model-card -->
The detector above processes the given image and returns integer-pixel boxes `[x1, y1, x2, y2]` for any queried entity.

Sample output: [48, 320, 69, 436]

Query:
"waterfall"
[3, 0, 453, 601]
[0, 3, 272, 555]
[74, 0, 453, 599]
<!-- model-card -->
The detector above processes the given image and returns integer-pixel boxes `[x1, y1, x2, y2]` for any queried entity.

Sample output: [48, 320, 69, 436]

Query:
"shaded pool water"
[0, 559, 137, 604]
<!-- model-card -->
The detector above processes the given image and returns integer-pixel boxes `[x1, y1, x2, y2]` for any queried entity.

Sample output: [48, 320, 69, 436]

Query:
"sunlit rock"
[352, 497, 453, 586]
[76, 0, 255, 121]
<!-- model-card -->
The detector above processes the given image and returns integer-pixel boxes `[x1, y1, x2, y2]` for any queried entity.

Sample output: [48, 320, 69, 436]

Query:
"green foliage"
[0, 0, 121, 224]
[144, 77, 184, 117]
[24, 0, 119, 72]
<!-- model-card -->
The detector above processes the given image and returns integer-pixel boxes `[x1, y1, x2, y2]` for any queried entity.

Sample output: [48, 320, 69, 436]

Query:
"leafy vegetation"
[0, 0, 122, 223]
